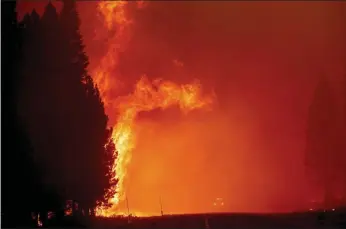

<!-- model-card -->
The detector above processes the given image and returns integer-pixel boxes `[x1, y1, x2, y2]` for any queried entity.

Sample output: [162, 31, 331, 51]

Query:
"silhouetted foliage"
[1, 1, 30, 226]
[16, 0, 115, 221]
[102, 128, 118, 207]
[58, 0, 114, 213]
[1, 1, 61, 227]
[305, 75, 340, 208]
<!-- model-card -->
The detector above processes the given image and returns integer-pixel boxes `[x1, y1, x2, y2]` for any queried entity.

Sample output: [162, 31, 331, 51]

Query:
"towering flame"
[93, 1, 214, 216]
[92, 1, 131, 107]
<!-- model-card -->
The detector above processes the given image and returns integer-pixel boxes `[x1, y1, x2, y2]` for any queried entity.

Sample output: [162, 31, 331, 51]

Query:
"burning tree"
[91, 1, 215, 216]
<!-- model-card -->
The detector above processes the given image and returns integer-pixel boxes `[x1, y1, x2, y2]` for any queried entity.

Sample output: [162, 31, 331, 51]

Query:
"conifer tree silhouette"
[59, 0, 114, 214]
[18, 0, 115, 216]
[305, 75, 339, 209]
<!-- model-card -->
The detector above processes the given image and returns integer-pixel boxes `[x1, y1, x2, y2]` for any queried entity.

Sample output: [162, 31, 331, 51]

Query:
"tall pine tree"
[2, 1, 60, 226]
[16, 0, 115, 218]
[1, 1, 34, 225]
[305, 75, 339, 209]
[59, 0, 114, 213]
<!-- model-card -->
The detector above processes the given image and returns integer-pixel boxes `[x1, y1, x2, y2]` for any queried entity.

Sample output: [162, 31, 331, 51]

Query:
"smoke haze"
[17, 1, 346, 213]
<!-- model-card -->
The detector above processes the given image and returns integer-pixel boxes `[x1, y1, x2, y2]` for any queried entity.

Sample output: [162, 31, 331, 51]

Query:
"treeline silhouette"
[305, 74, 346, 209]
[2, 0, 116, 227]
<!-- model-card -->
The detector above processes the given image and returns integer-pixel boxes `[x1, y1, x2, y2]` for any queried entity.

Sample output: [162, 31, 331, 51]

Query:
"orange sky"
[17, 1, 346, 214]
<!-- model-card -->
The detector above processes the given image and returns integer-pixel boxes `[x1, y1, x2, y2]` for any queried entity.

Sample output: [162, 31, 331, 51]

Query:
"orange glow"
[96, 76, 213, 217]
[93, 1, 214, 217]
[16, 0, 342, 215]
[92, 0, 131, 107]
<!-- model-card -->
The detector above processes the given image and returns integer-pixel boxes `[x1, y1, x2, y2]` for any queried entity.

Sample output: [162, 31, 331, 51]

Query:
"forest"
[2, 0, 346, 228]
[2, 0, 115, 227]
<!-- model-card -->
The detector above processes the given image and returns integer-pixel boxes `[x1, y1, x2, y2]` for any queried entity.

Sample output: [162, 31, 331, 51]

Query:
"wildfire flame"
[93, 1, 214, 217]
[92, 0, 132, 107]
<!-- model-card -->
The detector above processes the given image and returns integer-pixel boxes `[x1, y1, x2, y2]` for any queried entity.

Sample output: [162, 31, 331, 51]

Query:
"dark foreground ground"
[88, 209, 346, 229]
[25, 208, 346, 228]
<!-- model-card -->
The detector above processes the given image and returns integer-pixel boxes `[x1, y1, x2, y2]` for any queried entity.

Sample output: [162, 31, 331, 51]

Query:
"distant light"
[309, 208, 314, 211]
[221, 202, 224, 206]
[31, 212, 37, 220]
[47, 211, 55, 219]
[37, 213, 43, 227]
[332, 208, 335, 211]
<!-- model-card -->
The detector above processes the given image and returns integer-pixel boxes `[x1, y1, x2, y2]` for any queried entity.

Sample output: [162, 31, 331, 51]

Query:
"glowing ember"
[37, 213, 43, 227]
[93, 1, 214, 217]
